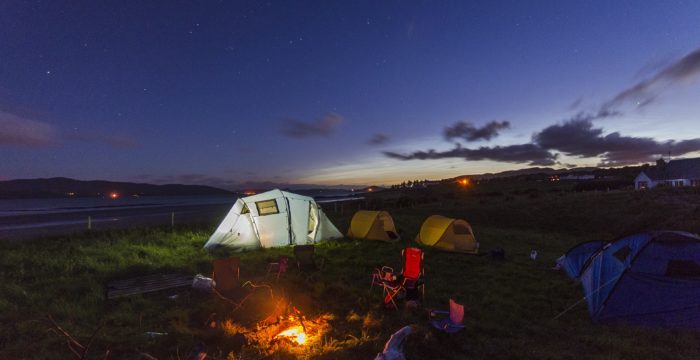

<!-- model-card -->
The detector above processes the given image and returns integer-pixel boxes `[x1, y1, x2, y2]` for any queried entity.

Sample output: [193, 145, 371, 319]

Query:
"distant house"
[634, 158, 700, 190]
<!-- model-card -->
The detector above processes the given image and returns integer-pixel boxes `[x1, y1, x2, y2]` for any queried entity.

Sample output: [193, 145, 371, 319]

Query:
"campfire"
[274, 325, 307, 345]
[222, 310, 332, 356]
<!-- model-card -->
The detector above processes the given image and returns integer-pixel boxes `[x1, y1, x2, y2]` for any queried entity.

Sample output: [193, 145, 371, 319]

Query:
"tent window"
[453, 224, 470, 235]
[255, 200, 279, 216]
[241, 204, 250, 214]
[613, 246, 631, 262]
[665, 260, 700, 278]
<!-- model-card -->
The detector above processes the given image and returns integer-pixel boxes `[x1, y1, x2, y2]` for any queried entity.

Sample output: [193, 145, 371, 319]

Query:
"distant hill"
[462, 165, 646, 181]
[0, 177, 235, 199]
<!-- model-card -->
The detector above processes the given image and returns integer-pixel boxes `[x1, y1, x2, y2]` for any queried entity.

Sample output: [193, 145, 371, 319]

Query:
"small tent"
[204, 189, 342, 252]
[570, 231, 700, 328]
[415, 215, 479, 254]
[346, 210, 399, 242]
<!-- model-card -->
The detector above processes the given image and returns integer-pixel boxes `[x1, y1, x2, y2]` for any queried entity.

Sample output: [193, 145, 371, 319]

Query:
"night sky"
[2, 1, 700, 189]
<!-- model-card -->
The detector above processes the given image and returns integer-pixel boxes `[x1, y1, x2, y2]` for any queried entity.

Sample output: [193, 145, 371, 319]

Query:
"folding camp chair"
[294, 245, 320, 272]
[212, 257, 241, 296]
[382, 247, 424, 309]
[371, 266, 395, 292]
[429, 299, 465, 333]
[266, 255, 289, 281]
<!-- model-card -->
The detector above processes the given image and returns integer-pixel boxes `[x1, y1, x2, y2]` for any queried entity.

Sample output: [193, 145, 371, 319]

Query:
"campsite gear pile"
[557, 231, 700, 328]
[192, 274, 215, 293]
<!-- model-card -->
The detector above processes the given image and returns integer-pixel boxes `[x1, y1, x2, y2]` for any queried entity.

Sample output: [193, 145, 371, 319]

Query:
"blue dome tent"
[557, 240, 606, 279]
[569, 231, 700, 328]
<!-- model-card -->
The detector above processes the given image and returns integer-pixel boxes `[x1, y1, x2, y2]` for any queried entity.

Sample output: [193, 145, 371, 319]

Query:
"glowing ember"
[275, 326, 307, 345]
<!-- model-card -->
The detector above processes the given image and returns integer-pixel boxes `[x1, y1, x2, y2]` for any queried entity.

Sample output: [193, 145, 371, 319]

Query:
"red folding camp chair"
[382, 247, 424, 309]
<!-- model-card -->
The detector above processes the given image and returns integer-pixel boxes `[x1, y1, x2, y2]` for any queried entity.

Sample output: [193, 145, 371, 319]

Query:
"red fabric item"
[402, 247, 423, 280]
[449, 299, 464, 324]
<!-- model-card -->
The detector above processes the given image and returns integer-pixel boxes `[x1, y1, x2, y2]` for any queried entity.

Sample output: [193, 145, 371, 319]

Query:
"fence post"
[87, 216, 91, 230]
[171, 212, 175, 229]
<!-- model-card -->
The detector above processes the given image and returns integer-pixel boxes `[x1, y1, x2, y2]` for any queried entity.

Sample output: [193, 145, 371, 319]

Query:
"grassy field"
[2, 183, 700, 359]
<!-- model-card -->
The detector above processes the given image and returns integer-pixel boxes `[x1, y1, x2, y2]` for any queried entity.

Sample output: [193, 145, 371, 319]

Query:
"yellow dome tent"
[347, 210, 400, 242]
[416, 215, 478, 254]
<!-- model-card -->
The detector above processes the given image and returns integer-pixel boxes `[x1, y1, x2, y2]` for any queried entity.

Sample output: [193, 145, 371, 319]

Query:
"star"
[46, 70, 51, 75]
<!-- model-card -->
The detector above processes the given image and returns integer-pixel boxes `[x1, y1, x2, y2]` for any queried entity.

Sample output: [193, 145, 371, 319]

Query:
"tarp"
[415, 215, 478, 254]
[346, 210, 399, 242]
[204, 189, 342, 252]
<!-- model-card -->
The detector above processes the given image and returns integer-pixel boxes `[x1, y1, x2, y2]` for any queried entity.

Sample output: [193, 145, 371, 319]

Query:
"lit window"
[256, 200, 279, 215]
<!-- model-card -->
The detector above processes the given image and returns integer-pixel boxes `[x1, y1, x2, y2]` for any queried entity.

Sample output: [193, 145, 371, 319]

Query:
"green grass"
[2, 185, 700, 359]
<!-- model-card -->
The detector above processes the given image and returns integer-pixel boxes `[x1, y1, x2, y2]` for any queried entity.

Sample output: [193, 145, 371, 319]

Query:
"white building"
[634, 158, 700, 190]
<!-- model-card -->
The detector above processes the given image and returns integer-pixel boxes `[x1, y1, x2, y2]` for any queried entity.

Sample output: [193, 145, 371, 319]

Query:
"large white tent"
[204, 189, 342, 251]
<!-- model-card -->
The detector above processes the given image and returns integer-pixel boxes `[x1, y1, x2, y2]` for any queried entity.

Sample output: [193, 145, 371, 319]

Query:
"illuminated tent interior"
[204, 189, 342, 252]
[415, 215, 479, 254]
[346, 210, 400, 242]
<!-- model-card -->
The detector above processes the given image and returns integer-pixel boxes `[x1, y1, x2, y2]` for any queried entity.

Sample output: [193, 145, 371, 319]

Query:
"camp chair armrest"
[430, 310, 449, 315]
[429, 310, 450, 318]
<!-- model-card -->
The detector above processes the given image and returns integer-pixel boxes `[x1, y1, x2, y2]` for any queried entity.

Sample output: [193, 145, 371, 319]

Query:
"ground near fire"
[3, 180, 700, 359]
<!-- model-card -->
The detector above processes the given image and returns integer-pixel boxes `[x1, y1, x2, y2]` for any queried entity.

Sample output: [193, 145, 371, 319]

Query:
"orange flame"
[275, 326, 307, 345]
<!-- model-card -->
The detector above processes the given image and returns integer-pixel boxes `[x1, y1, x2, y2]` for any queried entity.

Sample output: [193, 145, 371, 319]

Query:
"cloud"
[568, 97, 583, 110]
[534, 119, 700, 165]
[367, 133, 390, 145]
[384, 143, 557, 166]
[602, 47, 700, 110]
[383, 47, 700, 168]
[0, 111, 58, 146]
[384, 114, 700, 167]
[0, 110, 138, 148]
[282, 112, 343, 138]
[444, 120, 510, 142]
